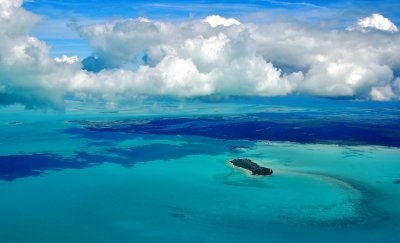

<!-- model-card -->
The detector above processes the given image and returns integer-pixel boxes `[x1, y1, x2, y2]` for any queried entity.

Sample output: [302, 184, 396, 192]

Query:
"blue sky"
[23, 0, 400, 23]
[23, 0, 400, 57]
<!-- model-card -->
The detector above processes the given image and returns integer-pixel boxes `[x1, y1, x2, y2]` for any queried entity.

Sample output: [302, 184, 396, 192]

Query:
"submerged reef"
[230, 158, 273, 176]
[71, 110, 400, 147]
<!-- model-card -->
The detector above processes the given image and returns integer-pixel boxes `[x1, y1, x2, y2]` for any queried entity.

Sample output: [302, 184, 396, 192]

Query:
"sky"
[23, 0, 400, 57]
[1, 0, 400, 109]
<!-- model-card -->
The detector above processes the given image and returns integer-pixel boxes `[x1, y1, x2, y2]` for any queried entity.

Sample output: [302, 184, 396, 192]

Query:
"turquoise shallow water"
[0, 100, 400, 242]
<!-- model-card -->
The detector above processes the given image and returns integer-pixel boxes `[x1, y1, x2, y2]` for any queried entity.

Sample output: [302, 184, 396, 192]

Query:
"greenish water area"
[0, 98, 400, 242]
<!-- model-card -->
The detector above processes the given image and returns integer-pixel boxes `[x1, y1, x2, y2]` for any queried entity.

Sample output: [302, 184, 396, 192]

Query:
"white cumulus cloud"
[348, 13, 398, 33]
[202, 15, 241, 28]
[72, 14, 400, 103]
[54, 55, 79, 64]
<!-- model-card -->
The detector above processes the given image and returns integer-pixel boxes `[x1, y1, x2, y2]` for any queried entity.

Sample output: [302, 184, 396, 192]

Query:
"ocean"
[0, 96, 399, 242]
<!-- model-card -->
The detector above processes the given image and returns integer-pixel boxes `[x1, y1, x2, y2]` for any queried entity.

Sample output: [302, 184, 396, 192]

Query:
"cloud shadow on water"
[0, 141, 230, 181]
[72, 112, 400, 147]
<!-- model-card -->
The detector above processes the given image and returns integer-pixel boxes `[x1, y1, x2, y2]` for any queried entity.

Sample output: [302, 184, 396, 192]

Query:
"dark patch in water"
[0, 154, 87, 181]
[341, 148, 371, 159]
[393, 180, 400, 184]
[71, 112, 400, 147]
[7, 121, 23, 125]
[0, 141, 229, 181]
[171, 213, 185, 218]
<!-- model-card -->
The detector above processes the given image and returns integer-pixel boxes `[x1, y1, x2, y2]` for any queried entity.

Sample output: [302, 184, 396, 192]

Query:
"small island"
[230, 158, 273, 176]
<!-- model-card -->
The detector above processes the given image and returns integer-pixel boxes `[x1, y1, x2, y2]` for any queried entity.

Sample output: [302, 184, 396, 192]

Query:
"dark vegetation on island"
[230, 158, 273, 176]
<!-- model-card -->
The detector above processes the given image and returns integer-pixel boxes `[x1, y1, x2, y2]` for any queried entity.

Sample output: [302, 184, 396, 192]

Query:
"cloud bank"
[0, 0, 80, 109]
[1, 0, 400, 109]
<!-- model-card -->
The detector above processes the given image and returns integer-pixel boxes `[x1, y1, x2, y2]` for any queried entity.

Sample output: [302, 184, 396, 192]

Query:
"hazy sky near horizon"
[1, 0, 399, 109]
